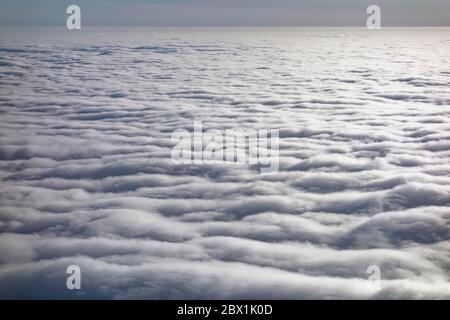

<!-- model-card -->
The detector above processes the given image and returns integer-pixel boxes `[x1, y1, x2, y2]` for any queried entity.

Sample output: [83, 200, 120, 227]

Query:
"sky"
[0, 0, 449, 27]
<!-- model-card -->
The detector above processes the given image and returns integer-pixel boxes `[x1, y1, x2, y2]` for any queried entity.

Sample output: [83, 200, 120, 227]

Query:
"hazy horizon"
[0, 0, 449, 27]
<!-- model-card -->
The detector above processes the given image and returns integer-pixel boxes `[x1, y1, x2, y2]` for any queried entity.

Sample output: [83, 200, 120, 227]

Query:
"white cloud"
[0, 27, 449, 299]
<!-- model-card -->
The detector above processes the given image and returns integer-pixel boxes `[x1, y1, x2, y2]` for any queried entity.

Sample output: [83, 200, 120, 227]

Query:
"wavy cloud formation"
[0, 27, 449, 299]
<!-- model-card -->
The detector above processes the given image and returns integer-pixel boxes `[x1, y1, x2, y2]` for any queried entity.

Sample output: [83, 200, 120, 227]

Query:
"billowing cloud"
[0, 27, 449, 299]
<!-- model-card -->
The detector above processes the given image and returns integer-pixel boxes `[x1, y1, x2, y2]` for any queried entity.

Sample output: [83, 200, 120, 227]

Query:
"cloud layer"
[0, 27, 449, 299]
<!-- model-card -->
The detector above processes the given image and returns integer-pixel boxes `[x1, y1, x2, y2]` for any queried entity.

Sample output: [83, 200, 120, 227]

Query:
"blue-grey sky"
[0, 0, 449, 26]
